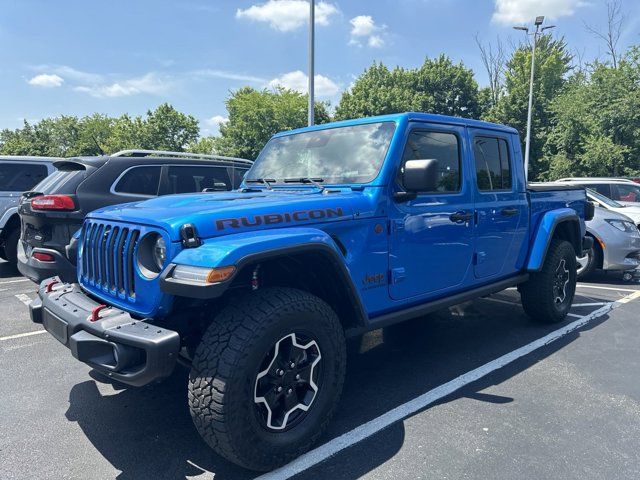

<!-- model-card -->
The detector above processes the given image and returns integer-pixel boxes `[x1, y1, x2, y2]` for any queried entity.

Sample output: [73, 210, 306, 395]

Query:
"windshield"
[587, 188, 623, 208]
[247, 122, 396, 184]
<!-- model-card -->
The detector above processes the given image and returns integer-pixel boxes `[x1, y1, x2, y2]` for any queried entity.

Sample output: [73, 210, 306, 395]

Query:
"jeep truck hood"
[88, 189, 373, 241]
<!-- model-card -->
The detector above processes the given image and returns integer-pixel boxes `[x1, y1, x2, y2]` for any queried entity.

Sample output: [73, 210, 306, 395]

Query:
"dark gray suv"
[18, 150, 251, 283]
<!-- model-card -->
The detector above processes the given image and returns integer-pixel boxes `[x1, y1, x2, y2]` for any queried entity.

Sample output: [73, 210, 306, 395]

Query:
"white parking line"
[577, 284, 638, 293]
[14, 293, 32, 306]
[0, 278, 31, 285]
[572, 302, 610, 307]
[0, 330, 46, 341]
[258, 290, 640, 480]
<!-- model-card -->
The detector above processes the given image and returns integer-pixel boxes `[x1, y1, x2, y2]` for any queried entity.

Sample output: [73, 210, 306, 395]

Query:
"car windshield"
[587, 188, 623, 208]
[247, 122, 396, 185]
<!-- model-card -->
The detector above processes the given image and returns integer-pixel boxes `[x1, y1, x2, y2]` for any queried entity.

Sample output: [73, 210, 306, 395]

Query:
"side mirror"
[202, 182, 228, 192]
[402, 159, 439, 192]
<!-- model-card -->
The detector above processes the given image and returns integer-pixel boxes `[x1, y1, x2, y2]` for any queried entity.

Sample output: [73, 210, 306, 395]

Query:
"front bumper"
[598, 232, 640, 272]
[31, 279, 180, 386]
[17, 241, 76, 283]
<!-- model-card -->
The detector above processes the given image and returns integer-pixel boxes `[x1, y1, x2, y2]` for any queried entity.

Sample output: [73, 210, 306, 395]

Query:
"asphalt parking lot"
[2, 262, 640, 480]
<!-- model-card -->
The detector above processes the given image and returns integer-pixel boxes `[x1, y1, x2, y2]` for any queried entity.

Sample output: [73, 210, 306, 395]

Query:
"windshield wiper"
[283, 177, 325, 191]
[245, 178, 275, 190]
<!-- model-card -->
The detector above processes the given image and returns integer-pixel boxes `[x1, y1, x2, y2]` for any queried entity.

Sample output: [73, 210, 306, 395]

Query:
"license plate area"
[43, 309, 69, 345]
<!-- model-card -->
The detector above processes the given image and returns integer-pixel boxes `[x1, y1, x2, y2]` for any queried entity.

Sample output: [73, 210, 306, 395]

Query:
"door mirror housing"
[403, 159, 439, 192]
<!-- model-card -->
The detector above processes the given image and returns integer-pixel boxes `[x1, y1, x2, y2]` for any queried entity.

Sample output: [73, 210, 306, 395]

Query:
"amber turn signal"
[206, 266, 236, 283]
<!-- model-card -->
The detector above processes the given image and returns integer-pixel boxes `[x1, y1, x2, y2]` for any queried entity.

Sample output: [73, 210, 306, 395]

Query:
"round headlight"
[154, 236, 166, 269]
[137, 233, 167, 279]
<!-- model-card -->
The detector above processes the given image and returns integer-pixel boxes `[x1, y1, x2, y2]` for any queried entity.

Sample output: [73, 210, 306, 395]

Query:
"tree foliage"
[213, 87, 330, 160]
[0, 103, 199, 156]
[543, 47, 640, 178]
[335, 55, 480, 120]
[485, 35, 572, 180]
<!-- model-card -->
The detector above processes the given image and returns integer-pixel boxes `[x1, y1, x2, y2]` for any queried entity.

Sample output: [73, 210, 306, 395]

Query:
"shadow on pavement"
[66, 371, 253, 480]
[0, 260, 20, 278]
[65, 294, 615, 480]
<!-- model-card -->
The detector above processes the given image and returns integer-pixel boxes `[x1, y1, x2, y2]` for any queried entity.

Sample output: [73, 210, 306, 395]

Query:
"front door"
[389, 124, 475, 300]
[470, 131, 527, 278]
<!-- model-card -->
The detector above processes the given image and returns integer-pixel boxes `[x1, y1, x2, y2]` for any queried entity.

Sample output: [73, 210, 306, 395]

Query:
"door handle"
[449, 211, 473, 223]
[501, 207, 519, 217]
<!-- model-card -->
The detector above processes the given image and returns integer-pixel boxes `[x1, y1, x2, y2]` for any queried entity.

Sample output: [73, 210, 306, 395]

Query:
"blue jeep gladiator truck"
[31, 113, 592, 471]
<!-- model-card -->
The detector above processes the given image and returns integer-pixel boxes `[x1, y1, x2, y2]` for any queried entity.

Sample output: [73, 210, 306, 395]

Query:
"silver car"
[577, 204, 640, 279]
[0, 156, 59, 265]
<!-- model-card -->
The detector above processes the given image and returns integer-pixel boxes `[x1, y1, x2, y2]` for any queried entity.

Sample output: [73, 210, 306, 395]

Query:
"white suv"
[556, 178, 640, 206]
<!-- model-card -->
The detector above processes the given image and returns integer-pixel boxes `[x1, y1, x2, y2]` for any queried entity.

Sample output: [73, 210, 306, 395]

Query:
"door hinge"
[391, 267, 406, 284]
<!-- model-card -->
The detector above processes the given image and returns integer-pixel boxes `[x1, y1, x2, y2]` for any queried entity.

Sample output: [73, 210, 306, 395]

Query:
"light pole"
[308, 0, 315, 126]
[513, 16, 555, 181]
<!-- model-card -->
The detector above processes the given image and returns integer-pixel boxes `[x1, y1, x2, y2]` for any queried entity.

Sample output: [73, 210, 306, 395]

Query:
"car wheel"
[188, 287, 346, 471]
[3, 228, 20, 265]
[576, 244, 597, 280]
[521, 240, 577, 323]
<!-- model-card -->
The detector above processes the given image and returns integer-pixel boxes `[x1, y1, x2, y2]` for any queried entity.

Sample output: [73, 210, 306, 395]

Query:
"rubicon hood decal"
[216, 208, 344, 230]
[86, 189, 377, 242]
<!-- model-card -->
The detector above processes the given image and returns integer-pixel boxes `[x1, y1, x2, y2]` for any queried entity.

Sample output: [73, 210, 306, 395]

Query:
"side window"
[114, 166, 161, 196]
[401, 131, 461, 193]
[611, 184, 640, 202]
[0, 163, 49, 191]
[591, 184, 611, 197]
[166, 166, 232, 194]
[474, 137, 511, 191]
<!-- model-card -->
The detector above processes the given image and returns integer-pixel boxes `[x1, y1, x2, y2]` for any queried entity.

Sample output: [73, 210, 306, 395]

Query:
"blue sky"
[1, 0, 639, 136]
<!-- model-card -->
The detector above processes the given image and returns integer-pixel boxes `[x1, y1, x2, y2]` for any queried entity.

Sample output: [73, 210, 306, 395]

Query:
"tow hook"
[89, 304, 109, 322]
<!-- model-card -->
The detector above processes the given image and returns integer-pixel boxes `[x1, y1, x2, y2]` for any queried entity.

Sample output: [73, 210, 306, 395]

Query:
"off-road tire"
[521, 239, 577, 323]
[3, 228, 20, 265]
[188, 287, 346, 471]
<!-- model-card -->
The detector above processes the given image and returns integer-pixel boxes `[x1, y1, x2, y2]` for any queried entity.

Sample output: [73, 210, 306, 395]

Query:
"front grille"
[81, 221, 140, 297]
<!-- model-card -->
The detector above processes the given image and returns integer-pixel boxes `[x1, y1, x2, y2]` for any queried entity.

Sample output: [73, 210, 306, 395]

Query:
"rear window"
[166, 165, 232, 193]
[0, 162, 48, 191]
[33, 168, 85, 194]
[113, 166, 161, 196]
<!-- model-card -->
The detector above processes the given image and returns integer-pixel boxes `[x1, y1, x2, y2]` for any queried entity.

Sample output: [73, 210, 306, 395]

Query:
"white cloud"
[74, 72, 172, 98]
[236, 0, 339, 32]
[27, 74, 64, 88]
[192, 69, 267, 83]
[268, 70, 340, 97]
[349, 15, 385, 48]
[205, 115, 229, 127]
[368, 35, 384, 48]
[32, 65, 103, 84]
[492, 0, 586, 25]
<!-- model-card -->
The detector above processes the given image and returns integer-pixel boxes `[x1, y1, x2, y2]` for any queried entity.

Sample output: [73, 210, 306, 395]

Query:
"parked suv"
[18, 150, 251, 283]
[0, 156, 59, 265]
[32, 113, 591, 471]
[557, 177, 640, 205]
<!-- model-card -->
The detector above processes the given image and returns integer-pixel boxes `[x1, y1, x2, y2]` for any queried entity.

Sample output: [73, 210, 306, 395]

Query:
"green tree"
[143, 103, 199, 151]
[188, 136, 219, 155]
[0, 104, 199, 156]
[543, 47, 640, 178]
[335, 55, 480, 120]
[486, 35, 572, 180]
[214, 87, 330, 159]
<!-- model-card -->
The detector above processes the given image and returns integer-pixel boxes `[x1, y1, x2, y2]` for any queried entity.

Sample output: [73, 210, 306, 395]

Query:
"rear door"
[388, 123, 475, 300]
[470, 131, 527, 278]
